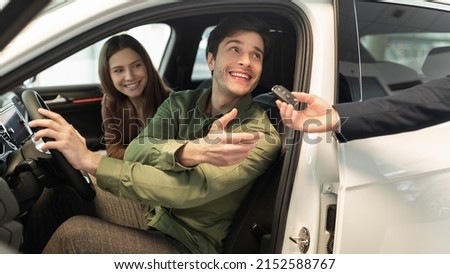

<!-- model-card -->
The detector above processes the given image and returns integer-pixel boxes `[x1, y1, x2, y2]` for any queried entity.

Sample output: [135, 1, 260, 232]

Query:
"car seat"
[422, 46, 450, 80]
[0, 178, 22, 252]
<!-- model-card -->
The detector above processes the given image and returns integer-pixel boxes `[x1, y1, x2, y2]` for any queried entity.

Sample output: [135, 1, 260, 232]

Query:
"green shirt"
[96, 88, 281, 253]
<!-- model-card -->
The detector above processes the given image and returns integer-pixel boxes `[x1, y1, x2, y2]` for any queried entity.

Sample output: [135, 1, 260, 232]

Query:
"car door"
[335, 0, 450, 253]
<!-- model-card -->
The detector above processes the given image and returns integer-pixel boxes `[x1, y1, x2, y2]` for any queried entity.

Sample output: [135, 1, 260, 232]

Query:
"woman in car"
[99, 34, 171, 159]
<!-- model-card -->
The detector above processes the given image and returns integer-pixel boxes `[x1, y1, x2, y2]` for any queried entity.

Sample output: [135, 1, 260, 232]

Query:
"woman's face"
[109, 48, 148, 98]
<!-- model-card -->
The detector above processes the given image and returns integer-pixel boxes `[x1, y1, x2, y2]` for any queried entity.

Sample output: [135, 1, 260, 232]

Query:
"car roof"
[0, 0, 173, 77]
[2, 0, 450, 80]
[0, 0, 50, 50]
[0, 0, 300, 92]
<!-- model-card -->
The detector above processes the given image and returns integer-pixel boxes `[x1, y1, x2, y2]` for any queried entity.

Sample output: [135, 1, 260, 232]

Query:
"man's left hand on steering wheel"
[21, 89, 96, 201]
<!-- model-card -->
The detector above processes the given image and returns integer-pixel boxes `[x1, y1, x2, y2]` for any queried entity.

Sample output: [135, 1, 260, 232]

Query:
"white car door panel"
[336, 123, 450, 253]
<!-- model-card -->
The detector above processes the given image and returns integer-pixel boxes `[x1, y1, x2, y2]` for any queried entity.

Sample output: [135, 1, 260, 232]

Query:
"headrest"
[422, 46, 450, 79]
[375, 61, 419, 88]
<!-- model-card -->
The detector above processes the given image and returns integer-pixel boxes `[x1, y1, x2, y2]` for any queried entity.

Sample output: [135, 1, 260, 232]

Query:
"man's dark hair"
[207, 15, 272, 60]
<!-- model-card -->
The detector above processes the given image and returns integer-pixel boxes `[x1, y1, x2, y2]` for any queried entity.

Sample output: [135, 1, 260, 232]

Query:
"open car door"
[335, 0, 450, 254]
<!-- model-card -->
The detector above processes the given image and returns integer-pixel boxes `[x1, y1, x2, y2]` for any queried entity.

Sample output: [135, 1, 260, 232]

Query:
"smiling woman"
[98, 34, 171, 159]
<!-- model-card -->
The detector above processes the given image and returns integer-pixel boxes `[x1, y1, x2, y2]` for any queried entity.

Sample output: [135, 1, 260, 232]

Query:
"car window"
[25, 23, 171, 87]
[339, 1, 450, 102]
[191, 26, 214, 81]
[361, 33, 450, 77]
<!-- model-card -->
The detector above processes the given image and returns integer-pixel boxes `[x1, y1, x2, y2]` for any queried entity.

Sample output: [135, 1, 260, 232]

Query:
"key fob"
[272, 85, 298, 106]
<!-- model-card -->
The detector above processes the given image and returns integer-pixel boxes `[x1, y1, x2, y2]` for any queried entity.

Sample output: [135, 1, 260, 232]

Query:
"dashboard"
[0, 91, 38, 250]
[0, 90, 57, 214]
[0, 90, 94, 250]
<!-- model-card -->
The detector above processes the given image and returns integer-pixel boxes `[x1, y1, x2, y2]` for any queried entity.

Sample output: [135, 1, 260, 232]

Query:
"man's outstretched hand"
[176, 108, 262, 167]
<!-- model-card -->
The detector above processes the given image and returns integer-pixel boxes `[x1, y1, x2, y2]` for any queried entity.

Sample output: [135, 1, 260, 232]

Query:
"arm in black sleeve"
[334, 76, 450, 142]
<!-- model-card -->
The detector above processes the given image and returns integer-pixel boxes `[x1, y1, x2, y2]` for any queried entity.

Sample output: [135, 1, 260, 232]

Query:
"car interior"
[338, 1, 450, 102]
[3, 0, 449, 255]
[1, 3, 304, 253]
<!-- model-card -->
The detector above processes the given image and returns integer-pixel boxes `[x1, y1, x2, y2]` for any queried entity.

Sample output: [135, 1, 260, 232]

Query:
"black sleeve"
[333, 76, 450, 142]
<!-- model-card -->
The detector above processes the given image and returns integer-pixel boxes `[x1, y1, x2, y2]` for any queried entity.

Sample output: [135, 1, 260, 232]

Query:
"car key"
[271, 85, 298, 106]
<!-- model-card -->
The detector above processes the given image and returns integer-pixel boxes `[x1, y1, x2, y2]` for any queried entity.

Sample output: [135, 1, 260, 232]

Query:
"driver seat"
[223, 146, 285, 253]
[223, 94, 287, 253]
[0, 178, 22, 252]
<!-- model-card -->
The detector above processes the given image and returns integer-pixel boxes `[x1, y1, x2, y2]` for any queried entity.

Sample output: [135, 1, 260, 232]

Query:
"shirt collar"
[197, 87, 254, 119]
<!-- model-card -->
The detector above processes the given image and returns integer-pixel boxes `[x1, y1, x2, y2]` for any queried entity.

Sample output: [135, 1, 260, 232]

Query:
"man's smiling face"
[208, 31, 264, 99]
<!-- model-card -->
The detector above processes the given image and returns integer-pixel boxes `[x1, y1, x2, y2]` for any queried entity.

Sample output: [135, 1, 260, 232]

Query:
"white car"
[0, 0, 449, 254]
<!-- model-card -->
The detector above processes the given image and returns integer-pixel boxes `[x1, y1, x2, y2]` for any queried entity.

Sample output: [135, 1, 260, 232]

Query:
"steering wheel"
[21, 89, 96, 201]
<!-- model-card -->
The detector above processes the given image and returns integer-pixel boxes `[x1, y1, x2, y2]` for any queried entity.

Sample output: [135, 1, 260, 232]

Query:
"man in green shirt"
[24, 15, 281, 254]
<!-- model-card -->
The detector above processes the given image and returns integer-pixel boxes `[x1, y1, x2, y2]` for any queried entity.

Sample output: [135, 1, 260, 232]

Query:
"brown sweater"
[101, 95, 148, 159]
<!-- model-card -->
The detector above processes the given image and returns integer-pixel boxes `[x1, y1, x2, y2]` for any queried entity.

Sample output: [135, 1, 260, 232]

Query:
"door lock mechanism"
[289, 227, 310, 253]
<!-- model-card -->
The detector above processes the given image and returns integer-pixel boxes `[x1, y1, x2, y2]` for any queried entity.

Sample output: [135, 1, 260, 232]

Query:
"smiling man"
[24, 15, 281, 254]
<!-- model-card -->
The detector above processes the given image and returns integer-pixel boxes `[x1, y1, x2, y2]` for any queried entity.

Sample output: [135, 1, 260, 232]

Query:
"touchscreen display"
[0, 104, 33, 147]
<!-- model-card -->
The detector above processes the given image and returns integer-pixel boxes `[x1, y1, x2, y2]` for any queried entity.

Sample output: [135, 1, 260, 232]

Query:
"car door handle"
[44, 94, 67, 105]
